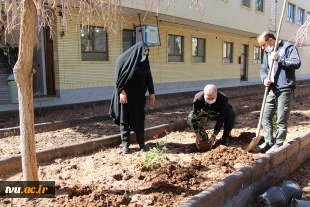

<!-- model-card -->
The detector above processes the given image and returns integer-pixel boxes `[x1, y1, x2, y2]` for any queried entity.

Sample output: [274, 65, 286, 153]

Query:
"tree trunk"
[14, 0, 38, 181]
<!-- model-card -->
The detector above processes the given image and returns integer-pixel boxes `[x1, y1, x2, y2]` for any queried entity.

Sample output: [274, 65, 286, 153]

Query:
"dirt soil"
[1, 81, 310, 206]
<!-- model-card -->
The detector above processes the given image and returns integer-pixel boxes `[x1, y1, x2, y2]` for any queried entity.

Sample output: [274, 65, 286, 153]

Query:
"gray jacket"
[260, 40, 301, 92]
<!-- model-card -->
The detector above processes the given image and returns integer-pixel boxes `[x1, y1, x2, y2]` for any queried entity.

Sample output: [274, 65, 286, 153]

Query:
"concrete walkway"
[0, 80, 262, 114]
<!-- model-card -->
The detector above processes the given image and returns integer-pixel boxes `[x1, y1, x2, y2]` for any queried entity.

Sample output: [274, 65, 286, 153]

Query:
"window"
[297, 8, 304, 25]
[168, 35, 183, 62]
[242, 0, 250, 8]
[253, 46, 263, 64]
[256, 0, 264, 12]
[307, 12, 310, 21]
[192, 37, 205, 62]
[287, 3, 295, 23]
[122, 30, 136, 52]
[223, 42, 233, 63]
[81, 26, 108, 61]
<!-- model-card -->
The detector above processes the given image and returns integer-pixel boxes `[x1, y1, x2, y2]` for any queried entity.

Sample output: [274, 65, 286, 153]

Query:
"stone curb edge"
[0, 92, 263, 139]
[177, 127, 310, 207]
[0, 100, 260, 176]
[0, 121, 189, 176]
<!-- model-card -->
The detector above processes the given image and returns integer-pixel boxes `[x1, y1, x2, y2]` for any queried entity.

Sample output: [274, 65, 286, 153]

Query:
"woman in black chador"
[109, 42, 155, 153]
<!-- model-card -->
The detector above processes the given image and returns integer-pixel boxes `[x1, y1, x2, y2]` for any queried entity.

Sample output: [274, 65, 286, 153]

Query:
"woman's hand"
[120, 90, 127, 104]
[150, 94, 155, 105]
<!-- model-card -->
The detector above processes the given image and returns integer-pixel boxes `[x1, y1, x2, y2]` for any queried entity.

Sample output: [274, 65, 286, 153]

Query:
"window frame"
[223, 41, 233, 63]
[297, 8, 305, 25]
[122, 29, 136, 53]
[253, 46, 263, 64]
[192, 37, 205, 63]
[256, 0, 264, 13]
[168, 34, 184, 62]
[242, 0, 251, 8]
[80, 26, 108, 61]
[287, 3, 295, 23]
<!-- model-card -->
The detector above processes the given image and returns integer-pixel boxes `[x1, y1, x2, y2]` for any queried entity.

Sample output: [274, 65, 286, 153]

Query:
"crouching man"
[188, 84, 236, 150]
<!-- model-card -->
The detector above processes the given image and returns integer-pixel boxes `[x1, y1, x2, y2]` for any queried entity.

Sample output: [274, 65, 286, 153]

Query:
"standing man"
[188, 84, 236, 149]
[109, 42, 155, 154]
[255, 31, 301, 153]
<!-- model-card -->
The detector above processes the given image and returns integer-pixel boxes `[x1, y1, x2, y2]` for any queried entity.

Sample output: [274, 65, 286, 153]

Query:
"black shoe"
[122, 146, 130, 154]
[222, 140, 230, 146]
[252, 142, 272, 153]
[139, 144, 148, 152]
[222, 137, 230, 146]
[266, 144, 281, 153]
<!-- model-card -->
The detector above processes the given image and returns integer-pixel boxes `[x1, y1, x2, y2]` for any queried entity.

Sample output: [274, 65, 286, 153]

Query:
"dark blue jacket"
[260, 40, 301, 92]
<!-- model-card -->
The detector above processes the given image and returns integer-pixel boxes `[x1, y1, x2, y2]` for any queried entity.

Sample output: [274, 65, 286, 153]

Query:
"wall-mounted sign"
[136, 25, 159, 45]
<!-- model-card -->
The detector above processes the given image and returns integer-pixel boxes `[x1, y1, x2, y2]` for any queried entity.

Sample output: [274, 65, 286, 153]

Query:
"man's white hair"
[204, 84, 217, 96]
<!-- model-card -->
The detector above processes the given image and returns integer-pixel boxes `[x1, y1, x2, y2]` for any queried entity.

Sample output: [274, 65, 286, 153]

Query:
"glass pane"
[298, 9, 304, 24]
[192, 38, 197, 56]
[197, 38, 205, 57]
[81, 30, 93, 52]
[253, 47, 257, 59]
[254, 46, 260, 60]
[175, 36, 182, 55]
[242, 0, 250, 7]
[227, 43, 231, 58]
[123, 30, 133, 52]
[256, 0, 263, 12]
[168, 35, 175, 55]
[223, 42, 226, 57]
[94, 28, 106, 52]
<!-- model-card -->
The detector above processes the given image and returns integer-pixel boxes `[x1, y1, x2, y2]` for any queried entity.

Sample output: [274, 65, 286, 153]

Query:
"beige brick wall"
[53, 3, 309, 91]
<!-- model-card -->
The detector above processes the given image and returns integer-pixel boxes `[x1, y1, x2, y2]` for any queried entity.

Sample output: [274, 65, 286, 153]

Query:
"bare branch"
[293, 17, 310, 47]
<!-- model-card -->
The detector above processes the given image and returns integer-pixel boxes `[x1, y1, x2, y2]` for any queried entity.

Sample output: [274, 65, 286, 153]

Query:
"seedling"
[187, 110, 213, 142]
[141, 130, 169, 171]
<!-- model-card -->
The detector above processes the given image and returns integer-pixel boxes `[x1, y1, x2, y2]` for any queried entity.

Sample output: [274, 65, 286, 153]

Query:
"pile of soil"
[1, 81, 310, 206]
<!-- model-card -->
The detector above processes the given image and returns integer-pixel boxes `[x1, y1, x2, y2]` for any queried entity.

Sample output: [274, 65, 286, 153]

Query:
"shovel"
[246, 0, 287, 152]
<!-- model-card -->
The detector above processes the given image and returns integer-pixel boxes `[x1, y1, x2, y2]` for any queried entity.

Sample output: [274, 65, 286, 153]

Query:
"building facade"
[30, 0, 310, 102]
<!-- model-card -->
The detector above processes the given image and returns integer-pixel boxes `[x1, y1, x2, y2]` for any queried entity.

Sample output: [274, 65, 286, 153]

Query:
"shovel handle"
[256, 85, 269, 136]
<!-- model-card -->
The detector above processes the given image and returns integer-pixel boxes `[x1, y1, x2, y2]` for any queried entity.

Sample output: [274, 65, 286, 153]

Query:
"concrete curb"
[0, 103, 190, 138]
[0, 92, 263, 138]
[0, 100, 261, 176]
[2, 90, 308, 139]
[0, 121, 188, 176]
[178, 131, 310, 207]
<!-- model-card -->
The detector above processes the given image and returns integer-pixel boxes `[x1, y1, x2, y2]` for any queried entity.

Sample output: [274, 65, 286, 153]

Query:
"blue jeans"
[262, 89, 293, 146]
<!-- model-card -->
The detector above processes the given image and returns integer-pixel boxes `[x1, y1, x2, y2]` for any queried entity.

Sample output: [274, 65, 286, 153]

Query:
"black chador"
[109, 42, 155, 152]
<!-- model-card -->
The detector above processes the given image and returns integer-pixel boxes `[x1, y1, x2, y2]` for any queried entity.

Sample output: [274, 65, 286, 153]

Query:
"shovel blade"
[245, 135, 264, 152]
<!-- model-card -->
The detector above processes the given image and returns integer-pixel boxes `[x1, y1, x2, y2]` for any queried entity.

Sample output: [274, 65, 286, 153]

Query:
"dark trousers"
[262, 89, 293, 146]
[120, 103, 145, 148]
[188, 106, 236, 138]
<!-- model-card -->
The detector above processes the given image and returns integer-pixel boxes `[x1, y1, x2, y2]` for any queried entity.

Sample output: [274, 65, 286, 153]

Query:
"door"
[45, 27, 56, 95]
[240, 44, 248, 81]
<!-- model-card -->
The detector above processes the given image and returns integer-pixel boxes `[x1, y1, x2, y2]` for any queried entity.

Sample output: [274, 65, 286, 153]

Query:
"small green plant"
[142, 147, 165, 171]
[187, 110, 213, 142]
[141, 130, 169, 171]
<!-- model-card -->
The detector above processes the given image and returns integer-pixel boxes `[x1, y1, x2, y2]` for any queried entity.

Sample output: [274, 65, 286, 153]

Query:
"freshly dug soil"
[1, 81, 310, 206]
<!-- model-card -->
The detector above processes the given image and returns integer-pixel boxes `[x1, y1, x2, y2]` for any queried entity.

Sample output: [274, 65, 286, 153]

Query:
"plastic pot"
[291, 198, 310, 207]
[279, 180, 303, 203]
[257, 186, 288, 207]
